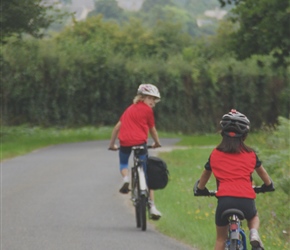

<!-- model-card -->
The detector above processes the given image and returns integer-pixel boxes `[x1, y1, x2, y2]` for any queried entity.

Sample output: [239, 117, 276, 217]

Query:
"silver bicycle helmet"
[220, 109, 250, 136]
[137, 84, 161, 99]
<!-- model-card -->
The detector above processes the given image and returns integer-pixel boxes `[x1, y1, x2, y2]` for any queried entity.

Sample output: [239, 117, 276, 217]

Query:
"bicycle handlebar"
[108, 145, 158, 151]
[193, 180, 275, 196]
[194, 186, 274, 197]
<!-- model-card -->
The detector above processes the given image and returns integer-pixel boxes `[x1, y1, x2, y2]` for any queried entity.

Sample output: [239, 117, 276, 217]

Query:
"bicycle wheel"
[131, 169, 141, 228]
[139, 194, 147, 231]
[229, 239, 238, 250]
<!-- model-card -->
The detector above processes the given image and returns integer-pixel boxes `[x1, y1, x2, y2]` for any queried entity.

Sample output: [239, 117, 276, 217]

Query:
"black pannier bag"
[146, 156, 169, 190]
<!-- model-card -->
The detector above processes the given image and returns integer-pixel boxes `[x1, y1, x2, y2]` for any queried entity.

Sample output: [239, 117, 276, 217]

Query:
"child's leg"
[148, 189, 162, 219]
[119, 148, 131, 179]
[247, 214, 260, 230]
[247, 215, 264, 249]
[118, 148, 131, 193]
[149, 189, 154, 202]
[215, 225, 228, 250]
[120, 168, 129, 181]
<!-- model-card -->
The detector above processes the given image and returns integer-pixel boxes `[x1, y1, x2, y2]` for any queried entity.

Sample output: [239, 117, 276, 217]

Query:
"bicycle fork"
[131, 166, 148, 204]
[137, 166, 148, 195]
[225, 215, 246, 250]
[229, 215, 241, 241]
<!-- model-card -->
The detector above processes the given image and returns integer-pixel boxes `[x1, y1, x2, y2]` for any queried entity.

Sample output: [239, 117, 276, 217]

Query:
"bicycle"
[194, 182, 274, 250]
[130, 145, 155, 231]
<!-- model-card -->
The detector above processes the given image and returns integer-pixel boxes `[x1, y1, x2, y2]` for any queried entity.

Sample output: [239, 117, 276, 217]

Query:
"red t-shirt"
[205, 149, 261, 199]
[118, 102, 155, 146]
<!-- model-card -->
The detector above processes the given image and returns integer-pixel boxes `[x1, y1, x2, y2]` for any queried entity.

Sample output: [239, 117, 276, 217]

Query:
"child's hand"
[260, 181, 275, 192]
[152, 142, 161, 148]
[108, 145, 118, 151]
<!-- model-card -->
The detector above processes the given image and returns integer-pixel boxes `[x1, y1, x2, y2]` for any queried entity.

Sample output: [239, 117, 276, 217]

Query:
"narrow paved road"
[2, 139, 197, 250]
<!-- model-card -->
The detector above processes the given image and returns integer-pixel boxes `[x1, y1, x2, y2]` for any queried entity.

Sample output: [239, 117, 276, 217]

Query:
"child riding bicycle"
[194, 109, 274, 250]
[108, 83, 162, 219]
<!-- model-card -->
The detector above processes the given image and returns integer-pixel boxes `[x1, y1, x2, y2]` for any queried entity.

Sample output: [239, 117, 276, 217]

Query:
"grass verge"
[0, 125, 113, 161]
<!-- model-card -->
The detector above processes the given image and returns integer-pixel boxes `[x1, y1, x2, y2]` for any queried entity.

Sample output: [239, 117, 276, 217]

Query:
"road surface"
[1, 139, 198, 250]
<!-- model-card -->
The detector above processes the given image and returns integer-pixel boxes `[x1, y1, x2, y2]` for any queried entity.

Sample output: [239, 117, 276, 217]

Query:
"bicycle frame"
[131, 145, 150, 231]
[223, 210, 247, 250]
[137, 165, 147, 193]
[132, 146, 148, 194]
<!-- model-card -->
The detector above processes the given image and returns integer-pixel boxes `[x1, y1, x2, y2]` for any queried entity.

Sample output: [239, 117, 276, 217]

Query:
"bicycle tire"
[135, 195, 141, 228]
[132, 169, 141, 228]
[229, 239, 238, 250]
[140, 195, 147, 231]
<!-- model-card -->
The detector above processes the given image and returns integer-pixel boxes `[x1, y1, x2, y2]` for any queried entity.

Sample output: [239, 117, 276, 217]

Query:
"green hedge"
[1, 17, 289, 132]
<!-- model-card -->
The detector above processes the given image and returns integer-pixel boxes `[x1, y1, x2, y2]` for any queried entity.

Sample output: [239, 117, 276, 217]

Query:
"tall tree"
[0, 0, 63, 41]
[219, 0, 290, 67]
[89, 0, 124, 21]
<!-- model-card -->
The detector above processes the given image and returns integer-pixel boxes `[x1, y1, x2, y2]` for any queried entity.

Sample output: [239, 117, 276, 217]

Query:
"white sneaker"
[149, 205, 162, 220]
[250, 229, 264, 250]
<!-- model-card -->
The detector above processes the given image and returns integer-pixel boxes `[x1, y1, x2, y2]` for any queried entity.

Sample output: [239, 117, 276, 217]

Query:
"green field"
[1, 119, 289, 249]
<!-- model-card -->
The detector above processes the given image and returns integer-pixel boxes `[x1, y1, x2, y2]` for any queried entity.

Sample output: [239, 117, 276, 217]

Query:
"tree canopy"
[219, 0, 290, 67]
[0, 0, 63, 42]
[88, 0, 125, 21]
[1, 15, 288, 130]
[1, 0, 289, 130]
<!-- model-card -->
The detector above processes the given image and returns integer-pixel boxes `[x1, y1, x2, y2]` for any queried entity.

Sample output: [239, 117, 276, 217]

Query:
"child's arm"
[108, 121, 121, 150]
[149, 126, 161, 147]
[197, 170, 212, 189]
[255, 165, 272, 186]
[194, 169, 212, 196]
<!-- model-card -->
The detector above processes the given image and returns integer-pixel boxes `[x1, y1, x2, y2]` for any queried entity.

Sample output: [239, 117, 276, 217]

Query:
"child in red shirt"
[109, 84, 162, 219]
[194, 109, 274, 250]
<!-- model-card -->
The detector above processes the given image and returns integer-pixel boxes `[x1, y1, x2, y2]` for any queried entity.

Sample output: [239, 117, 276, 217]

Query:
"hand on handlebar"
[151, 142, 161, 148]
[195, 187, 211, 196]
[193, 180, 211, 196]
[108, 144, 118, 151]
[260, 181, 275, 193]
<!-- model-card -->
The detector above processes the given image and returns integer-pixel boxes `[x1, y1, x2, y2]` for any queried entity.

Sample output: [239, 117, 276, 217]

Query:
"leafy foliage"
[1, 15, 289, 132]
[0, 0, 65, 42]
[87, 0, 222, 37]
[88, 0, 125, 22]
[219, 0, 290, 67]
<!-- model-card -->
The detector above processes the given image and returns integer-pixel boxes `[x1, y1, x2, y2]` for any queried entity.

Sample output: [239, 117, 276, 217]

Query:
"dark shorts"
[215, 197, 257, 226]
[119, 143, 148, 172]
[119, 144, 147, 155]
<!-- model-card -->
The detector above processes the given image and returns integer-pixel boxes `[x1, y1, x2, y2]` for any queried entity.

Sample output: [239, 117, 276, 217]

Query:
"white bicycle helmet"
[220, 109, 250, 136]
[137, 84, 161, 99]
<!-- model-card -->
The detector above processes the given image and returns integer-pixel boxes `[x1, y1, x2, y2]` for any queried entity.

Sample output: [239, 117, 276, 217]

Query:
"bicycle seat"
[132, 145, 147, 156]
[132, 145, 145, 150]
[221, 209, 245, 220]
